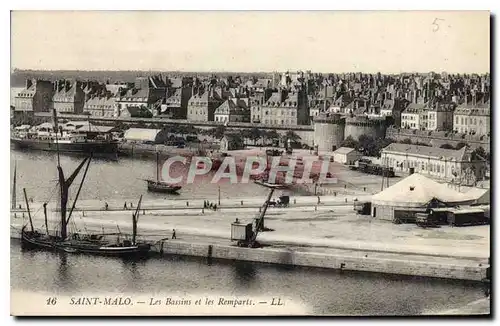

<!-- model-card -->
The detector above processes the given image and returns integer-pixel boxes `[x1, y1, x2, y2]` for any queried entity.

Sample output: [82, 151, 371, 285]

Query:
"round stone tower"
[313, 113, 345, 152]
[344, 115, 387, 141]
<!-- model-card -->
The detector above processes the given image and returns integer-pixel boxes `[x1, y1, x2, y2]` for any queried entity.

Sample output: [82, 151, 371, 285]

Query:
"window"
[456, 116, 459, 124]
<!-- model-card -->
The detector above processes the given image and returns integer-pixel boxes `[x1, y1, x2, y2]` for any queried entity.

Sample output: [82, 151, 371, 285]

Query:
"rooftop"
[382, 143, 468, 161]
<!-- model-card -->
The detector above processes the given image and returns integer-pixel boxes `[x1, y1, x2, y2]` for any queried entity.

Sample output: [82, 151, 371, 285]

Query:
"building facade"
[401, 103, 427, 130]
[14, 79, 54, 113]
[161, 87, 193, 119]
[52, 80, 85, 114]
[214, 98, 250, 123]
[381, 143, 486, 184]
[453, 104, 490, 136]
[187, 86, 224, 122]
[84, 93, 117, 117]
[116, 77, 166, 117]
[427, 103, 455, 131]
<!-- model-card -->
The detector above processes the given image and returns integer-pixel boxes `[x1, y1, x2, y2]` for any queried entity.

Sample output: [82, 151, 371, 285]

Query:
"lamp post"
[218, 185, 221, 206]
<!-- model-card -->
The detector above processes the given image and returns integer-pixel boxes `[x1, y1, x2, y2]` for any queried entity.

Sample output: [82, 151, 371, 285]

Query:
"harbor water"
[10, 149, 266, 203]
[10, 240, 485, 316]
[9, 149, 487, 315]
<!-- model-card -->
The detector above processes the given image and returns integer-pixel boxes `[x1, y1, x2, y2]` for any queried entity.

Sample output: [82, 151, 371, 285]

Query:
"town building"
[427, 102, 455, 131]
[13, 79, 54, 113]
[401, 103, 427, 130]
[116, 76, 167, 117]
[83, 92, 117, 117]
[453, 99, 490, 136]
[214, 98, 250, 123]
[160, 87, 193, 119]
[254, 88, 308, 126]
[381, 143, 486, 184]
[186, 86, 224, 122]
[52, 80, 85, 114]
[332, 147, 362, 165]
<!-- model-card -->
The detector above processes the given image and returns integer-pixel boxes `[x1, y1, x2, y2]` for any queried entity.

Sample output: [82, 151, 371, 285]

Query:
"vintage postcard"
[9, 10, 490, 316]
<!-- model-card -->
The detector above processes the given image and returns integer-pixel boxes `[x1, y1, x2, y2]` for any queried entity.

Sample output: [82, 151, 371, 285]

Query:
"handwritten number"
[432, 18, 444, 32]
[46, 297, 57, 305]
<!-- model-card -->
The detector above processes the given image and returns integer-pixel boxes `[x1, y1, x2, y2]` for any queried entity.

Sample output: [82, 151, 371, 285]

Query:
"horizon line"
[11, 67, 491, 75]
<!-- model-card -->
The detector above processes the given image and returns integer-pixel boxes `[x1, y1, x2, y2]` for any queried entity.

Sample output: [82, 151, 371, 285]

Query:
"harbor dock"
[10, 196, 490, 282]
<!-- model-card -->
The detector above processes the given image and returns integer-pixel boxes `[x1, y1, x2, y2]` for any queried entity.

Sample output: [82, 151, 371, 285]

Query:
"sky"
[10, 11, 490, 74]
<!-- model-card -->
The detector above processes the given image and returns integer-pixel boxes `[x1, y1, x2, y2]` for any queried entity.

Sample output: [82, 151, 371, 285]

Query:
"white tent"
[371, 173, 476, 220]
[372, 173, 471, 207]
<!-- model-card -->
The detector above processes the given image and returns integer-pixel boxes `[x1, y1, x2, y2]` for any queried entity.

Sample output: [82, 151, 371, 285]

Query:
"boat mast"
[43, 203, 49, 236]
[132, 195, 143, 245]
[23, 188, 34, 232]
[52, 109, 61, 167]
[51, 109, 93, 240]
[58, 157, 91, 240]
[11, 161, 16, 210]
[156, 151, 160, 183]
[66, 156, 92, 226]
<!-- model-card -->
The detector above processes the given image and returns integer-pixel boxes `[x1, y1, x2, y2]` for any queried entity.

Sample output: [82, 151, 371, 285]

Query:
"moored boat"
[19, 109, 152, 258]
[145, 151, 182, 194]
[11, 116, 118, 156]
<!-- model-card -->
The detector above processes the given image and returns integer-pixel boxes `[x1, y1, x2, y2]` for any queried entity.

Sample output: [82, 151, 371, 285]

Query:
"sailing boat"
[145, 151, 182, 194]
[20, 109, 151, 257]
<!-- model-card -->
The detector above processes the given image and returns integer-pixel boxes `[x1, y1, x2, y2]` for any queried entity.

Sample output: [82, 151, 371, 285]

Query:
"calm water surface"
[10, 149, 265, 202]
[10, 241, 485, 316]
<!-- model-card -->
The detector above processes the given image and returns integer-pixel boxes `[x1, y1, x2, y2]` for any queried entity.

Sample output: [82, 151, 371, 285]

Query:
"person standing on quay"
[172, 229, 177, 239]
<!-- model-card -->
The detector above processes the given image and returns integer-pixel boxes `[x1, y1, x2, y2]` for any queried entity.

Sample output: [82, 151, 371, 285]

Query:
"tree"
[341, 136, 359, 149]
[284, 130, 301, 143]
[455, 142, 467, 149]
[203, 125, 226, 139]
[227, 134, 244, 150]
[358, 135, 378, 156]
[248, 127, 263, 145]
[265, 130, 280, 146]
[471, 146, 488, 162]
[214, 125, 226, 139]
[440, 143, 455, 149]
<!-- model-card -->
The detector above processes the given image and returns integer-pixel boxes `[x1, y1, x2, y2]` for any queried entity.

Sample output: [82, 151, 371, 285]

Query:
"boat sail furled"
[20, 109, 151, 257]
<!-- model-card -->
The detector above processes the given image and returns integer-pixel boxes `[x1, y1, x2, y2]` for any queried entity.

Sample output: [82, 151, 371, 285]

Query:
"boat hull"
[146, 180, 182, 194]
[11, 138, 118, 155]
[21, 228, 151, 258]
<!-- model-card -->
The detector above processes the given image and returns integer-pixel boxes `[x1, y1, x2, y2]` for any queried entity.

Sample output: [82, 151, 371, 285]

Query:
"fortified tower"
[313, 112, 345, 152]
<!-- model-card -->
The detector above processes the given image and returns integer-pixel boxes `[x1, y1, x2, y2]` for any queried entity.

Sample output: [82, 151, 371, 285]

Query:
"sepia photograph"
[8, 9, 491, 317]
